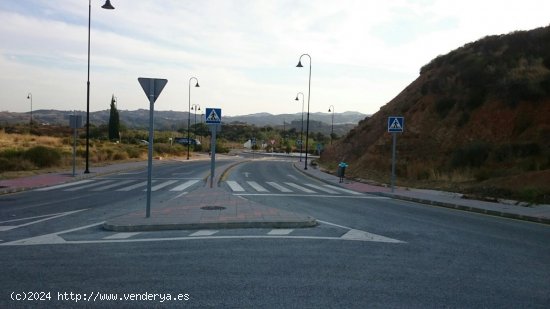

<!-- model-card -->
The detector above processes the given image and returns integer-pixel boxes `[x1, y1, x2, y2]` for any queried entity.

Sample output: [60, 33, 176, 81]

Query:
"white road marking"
[1, 221, 404, 246]
[247, 181, 269, 192]
[0, 209, 88, 232]
[284, 182, 316, 193]
[341, 229, 403, 243]
[226, 181, 245, 192]
[324, 185, 363, 195]
[304, 183, 340, 194]
[103, 232, 141, 240]
[34, 180, 94, 191]
[117, 181, 148, 191]
[170, 179, 200, 191]
[266, 182, 293, 193]
[287, 174, 298, 180]
[189, 230, 218, 237]
[233, 194, 388, 199]
[147, 180, 179, 191]
[268, 229, 293, 235]
[92, 179, 134, 191]
[65, 180, 114, 191]
[1, 221, 103, 245]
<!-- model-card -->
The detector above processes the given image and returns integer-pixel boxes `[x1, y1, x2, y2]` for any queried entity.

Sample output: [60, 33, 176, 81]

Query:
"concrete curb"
[104, 218, 318, 232]
[293, 162, 550, 226]
[373, 192, 550, 225]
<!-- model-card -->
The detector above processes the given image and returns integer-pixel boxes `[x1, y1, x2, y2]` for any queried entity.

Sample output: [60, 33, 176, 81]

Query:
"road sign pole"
[391, 132, 397, 193]
[210, 125, 217, 188]
[138, 77, 168, 219]
[146, 79, 154, 218]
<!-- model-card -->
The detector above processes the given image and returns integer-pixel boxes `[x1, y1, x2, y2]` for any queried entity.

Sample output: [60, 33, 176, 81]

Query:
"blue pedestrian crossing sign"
[205, 108, 222, 124]
[387, 116, 404, 133]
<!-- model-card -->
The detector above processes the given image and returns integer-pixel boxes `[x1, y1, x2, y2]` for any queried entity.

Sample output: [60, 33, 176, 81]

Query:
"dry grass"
[0, 130, 63, 148]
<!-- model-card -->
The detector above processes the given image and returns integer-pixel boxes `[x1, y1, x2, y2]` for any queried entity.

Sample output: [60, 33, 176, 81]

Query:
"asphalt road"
[1, 157, 549, 308]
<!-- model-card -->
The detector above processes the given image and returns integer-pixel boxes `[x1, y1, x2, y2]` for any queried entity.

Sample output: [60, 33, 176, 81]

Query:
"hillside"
[322, 25, 550, 203]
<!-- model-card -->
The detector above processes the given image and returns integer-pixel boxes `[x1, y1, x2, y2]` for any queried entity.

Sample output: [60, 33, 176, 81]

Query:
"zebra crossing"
[35, 179, 202, 193]
[33, 178, 362, 196]
[224, 180, 362, 196]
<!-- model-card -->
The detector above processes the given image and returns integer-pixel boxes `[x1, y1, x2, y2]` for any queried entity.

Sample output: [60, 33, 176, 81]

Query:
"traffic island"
[103, 187, 318, 232]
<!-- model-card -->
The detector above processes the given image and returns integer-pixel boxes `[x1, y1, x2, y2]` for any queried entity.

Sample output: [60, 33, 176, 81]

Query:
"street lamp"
[187, 77, 200, 160]
[296, 54, 311, 170]
[26, 92, 32, 131]
[191, 104, 200, 138]
[295, 92, 304, 162]
[85, 0, 114, 174]
[328, 105, 334, 145]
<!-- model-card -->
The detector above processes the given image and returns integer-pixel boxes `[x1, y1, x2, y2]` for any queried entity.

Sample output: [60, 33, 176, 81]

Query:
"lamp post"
[295, 92, 304, 162]
[26, 93, 32, 132]
[85, 0, 114, 174]
[296, 54, 311, 170]
[328, 105, 334, 145]
[187, 77, 200, 160]
[191, 104, 200, 138]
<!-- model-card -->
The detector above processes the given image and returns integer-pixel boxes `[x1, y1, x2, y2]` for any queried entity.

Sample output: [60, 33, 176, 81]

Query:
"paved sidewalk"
[295, 163, 550, 225]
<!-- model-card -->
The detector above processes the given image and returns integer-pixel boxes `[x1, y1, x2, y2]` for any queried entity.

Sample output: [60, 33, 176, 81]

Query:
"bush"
[435, 97, 456, 118]
[451, 142, 491, 168]
[24, 146, 62, 168]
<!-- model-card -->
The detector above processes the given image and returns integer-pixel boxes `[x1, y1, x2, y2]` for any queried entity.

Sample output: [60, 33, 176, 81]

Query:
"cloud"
[1, 0, 550, 116]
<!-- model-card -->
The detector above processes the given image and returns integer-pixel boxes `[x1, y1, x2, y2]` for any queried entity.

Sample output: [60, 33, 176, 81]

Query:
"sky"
[0, 0, 549, 117]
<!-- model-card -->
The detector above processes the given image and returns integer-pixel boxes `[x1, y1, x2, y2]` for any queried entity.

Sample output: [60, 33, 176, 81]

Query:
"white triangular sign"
[207, 109, 220, 122]
[389, 118, 402, 130]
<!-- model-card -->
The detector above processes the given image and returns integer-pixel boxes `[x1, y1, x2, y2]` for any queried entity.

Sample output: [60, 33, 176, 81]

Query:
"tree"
[108, 94, 120, 141]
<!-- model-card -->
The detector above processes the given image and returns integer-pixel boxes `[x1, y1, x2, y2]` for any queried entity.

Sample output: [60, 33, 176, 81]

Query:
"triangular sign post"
[138, 77, 168, 219]
[138, 77, 168, 103]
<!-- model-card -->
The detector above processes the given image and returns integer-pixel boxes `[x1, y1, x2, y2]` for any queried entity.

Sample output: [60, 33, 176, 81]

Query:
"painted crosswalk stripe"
[324, 185, 362, 195]
[65, 180, 114, 191]
[247, 181, 269, 192]
[284, 182, 315, 193]
[268, 229, 293, 235]
[116, 181, 149, 191]
[226, 181, 245, 192]
[189, 230, 218, 237]
[103, 232, 141, 240]
[266, 182, 293, 193]
[304, 183, 340, 194]
[170, 179, 200, 191]
[147, 180, 179, 191]
[92, 179, 134, 191]
[35, 180, 94, 191]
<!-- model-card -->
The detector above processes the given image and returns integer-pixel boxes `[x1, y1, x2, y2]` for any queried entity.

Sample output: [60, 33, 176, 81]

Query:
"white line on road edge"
[247, 181, 269, 192]
[233, 194, 389, 199]
[0, 221, 404, 246]
[0, 209, 89, 232]
[34, 180, 94, 191]
[226, 181, 245, 192]
[0, 222, 104, 246]
[170, 179, 200, 191]
[189, 230, 218, 237]
[103, 232, 141, 240]
[268, 229, 293, 235]
[318, 220, 404, 243]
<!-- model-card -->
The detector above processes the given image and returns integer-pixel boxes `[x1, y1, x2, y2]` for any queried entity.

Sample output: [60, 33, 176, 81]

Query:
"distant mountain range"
[0, 109, 368, 135]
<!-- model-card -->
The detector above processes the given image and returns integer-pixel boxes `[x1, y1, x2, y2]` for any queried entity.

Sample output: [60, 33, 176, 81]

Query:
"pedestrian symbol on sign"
[387, 116, 404, 133]
[205, 108, 222, 124]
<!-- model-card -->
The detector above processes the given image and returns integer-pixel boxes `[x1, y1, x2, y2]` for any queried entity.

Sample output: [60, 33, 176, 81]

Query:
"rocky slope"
[322, 25, 550, 203]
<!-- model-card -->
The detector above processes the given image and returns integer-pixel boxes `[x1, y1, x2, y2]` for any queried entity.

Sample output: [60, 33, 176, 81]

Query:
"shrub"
[23, 146, 62, 168]
[451, 141, 491, 168]
[435, 97, 456, 118]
